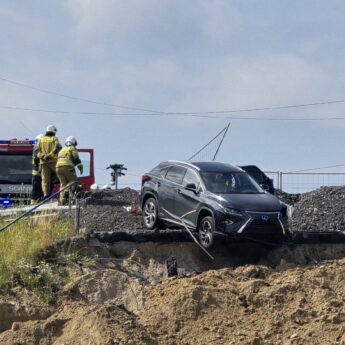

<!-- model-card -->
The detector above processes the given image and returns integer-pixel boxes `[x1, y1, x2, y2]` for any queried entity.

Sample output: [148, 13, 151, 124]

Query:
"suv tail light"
[142, 175, 151, 185]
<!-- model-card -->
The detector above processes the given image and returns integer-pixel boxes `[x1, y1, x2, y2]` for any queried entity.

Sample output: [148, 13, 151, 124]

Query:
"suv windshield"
[201, 171, 264, 194]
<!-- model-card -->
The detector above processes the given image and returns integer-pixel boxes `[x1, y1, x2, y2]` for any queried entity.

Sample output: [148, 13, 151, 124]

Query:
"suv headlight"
[279, 201, 294, 219]
[225, 208, 243, 217]
[217, 203, 243, 218]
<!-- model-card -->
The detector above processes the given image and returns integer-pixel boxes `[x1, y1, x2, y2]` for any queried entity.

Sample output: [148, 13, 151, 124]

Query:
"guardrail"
[0, 181, 79, 233]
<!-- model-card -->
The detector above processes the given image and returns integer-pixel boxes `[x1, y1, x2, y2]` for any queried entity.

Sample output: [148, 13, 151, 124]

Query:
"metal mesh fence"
[264, 171, 345, 193]
[264, 171, 280, 190]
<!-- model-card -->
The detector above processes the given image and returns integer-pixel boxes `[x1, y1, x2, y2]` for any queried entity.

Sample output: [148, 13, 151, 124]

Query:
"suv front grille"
[243, 212, 282, 234]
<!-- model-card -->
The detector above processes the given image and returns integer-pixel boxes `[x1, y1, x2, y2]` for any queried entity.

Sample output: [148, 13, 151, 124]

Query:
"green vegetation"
[64, 251, 97, 268]
[0, 218, 75, 303]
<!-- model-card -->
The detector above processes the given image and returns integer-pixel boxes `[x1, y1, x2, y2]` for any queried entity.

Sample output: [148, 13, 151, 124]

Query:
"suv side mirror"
[185, 183, 198, 192]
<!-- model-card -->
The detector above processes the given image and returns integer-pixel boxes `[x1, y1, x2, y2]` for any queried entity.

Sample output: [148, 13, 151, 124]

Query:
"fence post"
[279, 172, 283, 190]
[275, 171, 280, 190]
[75, 197, 81, 235]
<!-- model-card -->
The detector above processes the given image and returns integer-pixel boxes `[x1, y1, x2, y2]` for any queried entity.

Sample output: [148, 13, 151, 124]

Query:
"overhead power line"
[288, 163, 345, 173]
[3, 104, 345, 121]
[2, 75, 345, 115]
[0, 76, 164, 114]
[95, 167, 141, 177]
[18, 120, 35, 135]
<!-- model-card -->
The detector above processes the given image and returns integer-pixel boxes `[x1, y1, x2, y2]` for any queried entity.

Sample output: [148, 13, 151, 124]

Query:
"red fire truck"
[0, 139, 95, 204]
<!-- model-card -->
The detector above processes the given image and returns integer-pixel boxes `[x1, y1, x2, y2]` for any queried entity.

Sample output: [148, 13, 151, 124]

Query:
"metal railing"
[0, 181, 79, 233]
[264, 171, 345, 193]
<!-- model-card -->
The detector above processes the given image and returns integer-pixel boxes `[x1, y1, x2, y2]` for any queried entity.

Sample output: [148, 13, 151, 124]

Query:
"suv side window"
[183, 169, 201, 189]
[150, 163, 169, 178]
[165, 165, 186, 184]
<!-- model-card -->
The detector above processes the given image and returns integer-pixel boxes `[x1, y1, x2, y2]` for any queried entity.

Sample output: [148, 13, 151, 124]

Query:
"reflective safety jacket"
[37, 135, 61, 164]
[56, 146, 82, 169]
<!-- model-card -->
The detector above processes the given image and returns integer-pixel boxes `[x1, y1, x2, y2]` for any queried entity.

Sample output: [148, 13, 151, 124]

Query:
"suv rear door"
[159, 165, 187, 221]
[174, 168, 202, 229]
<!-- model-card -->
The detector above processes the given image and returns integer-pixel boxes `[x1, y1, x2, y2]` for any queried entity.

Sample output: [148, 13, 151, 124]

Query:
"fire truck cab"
[0, 139, 95, 205]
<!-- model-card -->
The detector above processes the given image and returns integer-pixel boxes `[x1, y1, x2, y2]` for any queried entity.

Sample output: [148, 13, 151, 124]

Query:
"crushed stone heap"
[81, 188, 142, 232]
[290, 186, 345, 232]
[275, 189, 301, 205]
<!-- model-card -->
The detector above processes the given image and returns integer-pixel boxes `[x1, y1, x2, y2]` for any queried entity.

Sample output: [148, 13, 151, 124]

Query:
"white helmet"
[35, 134, 44, 141]
[65, 136, 78, 146]
[46, 124, 57, 134]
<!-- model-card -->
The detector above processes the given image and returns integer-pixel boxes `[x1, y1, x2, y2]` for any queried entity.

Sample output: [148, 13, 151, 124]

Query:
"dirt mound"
[61, 269, 144, 313]
[1, 238, 345, 345]
[140, 261, 345, 345]
[0, 303, 157, 345]
[0, 299, 51, 333]
[81, 188, 142, 232]
[290, 186, 345, 232]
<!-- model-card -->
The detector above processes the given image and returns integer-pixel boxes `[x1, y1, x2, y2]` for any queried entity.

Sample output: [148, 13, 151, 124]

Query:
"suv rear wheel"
[198, 216, 215, 249]
[142, 197, 160, 229]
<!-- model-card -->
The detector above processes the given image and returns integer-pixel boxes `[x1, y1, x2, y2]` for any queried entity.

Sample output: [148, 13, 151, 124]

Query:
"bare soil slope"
[2, 188, 345, 344]
[1, 256, 345, 345]
[141, 262, 345, 345]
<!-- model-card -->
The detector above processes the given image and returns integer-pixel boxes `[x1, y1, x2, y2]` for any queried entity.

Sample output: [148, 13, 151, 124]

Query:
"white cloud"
[63, 0, 239, 54]
[186, 54, 329, 110]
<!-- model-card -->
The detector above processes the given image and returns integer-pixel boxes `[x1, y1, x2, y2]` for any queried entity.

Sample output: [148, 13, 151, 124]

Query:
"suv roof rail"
[167, 160, 200, 170]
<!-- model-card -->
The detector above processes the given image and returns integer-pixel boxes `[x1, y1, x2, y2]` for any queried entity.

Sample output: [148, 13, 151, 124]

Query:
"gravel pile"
[80, 186, 345, 234]
[290, 186, 345, 232]
[81, 188, 142, 232]
[275, 189, 301, 205]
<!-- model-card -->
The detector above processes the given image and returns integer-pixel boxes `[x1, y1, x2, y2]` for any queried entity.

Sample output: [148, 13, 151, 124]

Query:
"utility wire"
[3, 104, 345, 121]
[18, 120, 35, 135]
[2, 75, 345, 115]
[173, 98, 345, 115]
[0, 76, 164, 114]
[288, 164, 345, 173]
[95, 167, 141, 177]
[188, 125, 228, 160]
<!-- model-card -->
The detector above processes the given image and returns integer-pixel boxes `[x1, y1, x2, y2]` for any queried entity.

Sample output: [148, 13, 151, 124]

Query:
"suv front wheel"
[142, 197, 160, 229]
[198, 216, 215, 249]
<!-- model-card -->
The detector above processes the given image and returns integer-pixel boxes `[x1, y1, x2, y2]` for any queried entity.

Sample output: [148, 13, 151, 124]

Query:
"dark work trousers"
[31, 174, 43, 201]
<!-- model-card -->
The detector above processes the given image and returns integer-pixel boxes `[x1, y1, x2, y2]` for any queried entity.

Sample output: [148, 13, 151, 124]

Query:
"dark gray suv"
[140, 161, 289, 248]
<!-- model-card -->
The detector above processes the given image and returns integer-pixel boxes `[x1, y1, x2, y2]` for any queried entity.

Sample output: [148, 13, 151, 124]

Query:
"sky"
[1, 1, 345, 189]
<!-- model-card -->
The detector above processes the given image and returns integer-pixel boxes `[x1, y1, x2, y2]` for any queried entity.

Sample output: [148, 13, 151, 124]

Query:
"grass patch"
[0, 217, 75, 303]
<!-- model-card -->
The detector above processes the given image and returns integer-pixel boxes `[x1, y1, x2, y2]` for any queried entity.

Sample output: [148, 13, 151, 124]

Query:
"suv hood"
[213, 192, 282, 212]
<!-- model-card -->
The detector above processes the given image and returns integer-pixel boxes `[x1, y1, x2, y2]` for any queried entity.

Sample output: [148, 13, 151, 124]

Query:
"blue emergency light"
[0, 198, 13, 208]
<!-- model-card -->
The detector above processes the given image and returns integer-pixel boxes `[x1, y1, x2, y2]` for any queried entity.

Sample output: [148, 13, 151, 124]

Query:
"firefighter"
[30, 134, 44, 204]
[56, 136, 83, 205]
[37, 125, 61, 198]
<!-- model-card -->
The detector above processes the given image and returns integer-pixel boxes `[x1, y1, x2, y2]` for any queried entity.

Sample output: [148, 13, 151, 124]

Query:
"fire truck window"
[0, 154, 32, 183]
[77, 152, 91, 177]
